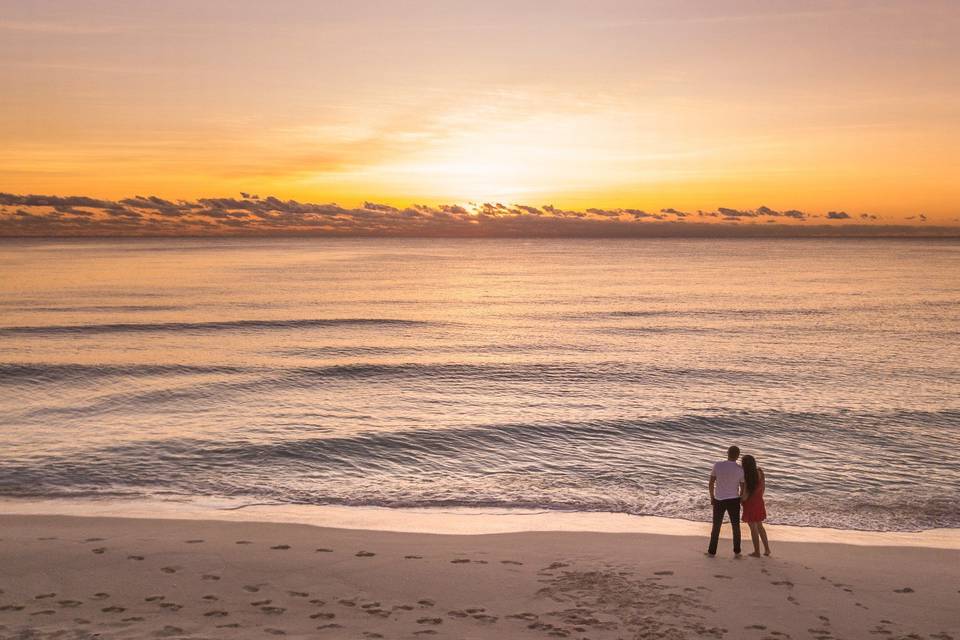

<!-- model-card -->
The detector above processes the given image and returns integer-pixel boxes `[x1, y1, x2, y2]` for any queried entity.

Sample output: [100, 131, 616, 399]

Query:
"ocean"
[1, 237, 958, 532]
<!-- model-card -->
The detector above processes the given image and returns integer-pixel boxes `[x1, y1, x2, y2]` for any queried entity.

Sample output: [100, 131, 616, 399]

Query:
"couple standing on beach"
[707, 445, 771, 557]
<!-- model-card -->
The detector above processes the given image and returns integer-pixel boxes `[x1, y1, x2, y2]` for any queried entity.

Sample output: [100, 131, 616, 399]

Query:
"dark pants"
[708, 498, 742, 555]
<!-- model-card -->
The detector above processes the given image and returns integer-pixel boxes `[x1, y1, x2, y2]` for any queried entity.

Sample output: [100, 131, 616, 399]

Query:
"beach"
[2, 512, 957, 640]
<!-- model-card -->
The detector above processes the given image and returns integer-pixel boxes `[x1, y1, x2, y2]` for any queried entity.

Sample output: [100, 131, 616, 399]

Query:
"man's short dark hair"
[727, 446, 740, 460]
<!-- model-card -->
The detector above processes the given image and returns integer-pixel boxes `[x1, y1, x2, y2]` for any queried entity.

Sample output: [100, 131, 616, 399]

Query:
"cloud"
[0, 193, 953, 238]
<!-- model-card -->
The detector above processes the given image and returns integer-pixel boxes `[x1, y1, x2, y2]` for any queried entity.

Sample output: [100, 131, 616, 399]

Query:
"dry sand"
[1, 514, 957, 640]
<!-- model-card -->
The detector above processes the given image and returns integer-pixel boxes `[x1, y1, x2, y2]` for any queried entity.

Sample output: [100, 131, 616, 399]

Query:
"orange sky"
[1, 1, 959, 227]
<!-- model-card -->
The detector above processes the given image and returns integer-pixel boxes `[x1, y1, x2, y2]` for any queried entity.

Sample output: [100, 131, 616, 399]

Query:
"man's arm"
[708, 474, 716, 503]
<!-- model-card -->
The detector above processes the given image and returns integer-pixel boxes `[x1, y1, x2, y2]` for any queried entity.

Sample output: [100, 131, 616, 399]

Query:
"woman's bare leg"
[758, 523, 771, 555]
[748, 522, 761, 556]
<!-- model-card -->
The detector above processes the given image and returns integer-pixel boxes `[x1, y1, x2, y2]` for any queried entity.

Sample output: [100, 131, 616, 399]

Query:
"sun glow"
[312, 97, 669, 205]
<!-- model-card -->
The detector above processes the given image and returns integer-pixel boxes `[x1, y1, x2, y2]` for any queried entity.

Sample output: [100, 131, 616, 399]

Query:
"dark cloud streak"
[0, 193, 956, 238]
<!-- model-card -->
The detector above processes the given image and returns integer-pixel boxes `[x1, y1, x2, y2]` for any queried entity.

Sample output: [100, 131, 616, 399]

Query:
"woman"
[740, 455, 771, 557]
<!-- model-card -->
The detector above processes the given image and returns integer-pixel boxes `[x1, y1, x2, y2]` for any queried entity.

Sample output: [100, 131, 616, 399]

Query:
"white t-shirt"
[712, 461, 744, 500]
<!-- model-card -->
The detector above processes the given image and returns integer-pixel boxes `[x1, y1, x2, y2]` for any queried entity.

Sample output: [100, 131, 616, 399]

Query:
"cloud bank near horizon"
[0, 193, 954, 238]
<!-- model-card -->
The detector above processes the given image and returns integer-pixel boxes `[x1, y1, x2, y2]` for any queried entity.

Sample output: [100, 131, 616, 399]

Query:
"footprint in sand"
[506, 613, 539, 621]
[310, 612, 336, 620]
[405, 555, 423, 559]
[356, 550, 376, 557]
[38, 537, 58, 541]
[145, 596, 165, 602]
[339, 599, 356, 607]
[92, 547, 106, 554]
[159, 603, 183, 611]
[771, 580, 794, 587]
[362, 633, 384, 639]
[251, 600, 273, 606]
[360, 602, 381, 609]
[243, 585, 262, 593]
[261, 606, 286, 615]
[714, 574, 733, 580]
[393, 604, 415, 611]
[501, 560, 523, 565]
[745, 624, 767, 630]
[465, 608, 485, 614]
[122, 616, 145, 622]
[309, 599, 326, 605]
[202, 574, 221, 581]
[315, 548, 333, 553]
[414, 631, 438, 636]
[185, 539, 204, 544]
[73, 618, 91, 625]
[204, 610, 229, 617]
[34, 593, 56, 599]
[154, 625, 184, 637]
[31, 610, 56, 616]
[160, 566, 178, 574]
[202, 595, 219, 601]
[893, 587, 915, 593]
[236, 540, 253, 545]
[0, 605, 24, 612]
[91, 593, 110, 600]
[264, 629, 286, 636]
[448, 610, 468, 618]
[128, 555, 145, 561]
[545, 562, 569, 570]
[417, 617, 443, 625]
[316, 623, 343, 630]
[217, 623, 241, 628]
[451, 559, 470, 564]
[473, 614, 498, 623]
[417, 599, 435, 607]
[270, 544, 291, 550]
[102, 606, 125, 613]
[57, 600, 82, 608]
[287, 591, 308, 598]
[84, 538, 105, 543]
[654, 571, 674, 576]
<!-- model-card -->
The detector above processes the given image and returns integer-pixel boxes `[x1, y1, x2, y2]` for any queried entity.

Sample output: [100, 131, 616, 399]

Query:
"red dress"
[741, 474, 767, 522]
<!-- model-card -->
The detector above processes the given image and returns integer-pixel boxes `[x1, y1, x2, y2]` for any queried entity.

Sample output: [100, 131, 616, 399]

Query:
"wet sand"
[1, 514, 957, 639]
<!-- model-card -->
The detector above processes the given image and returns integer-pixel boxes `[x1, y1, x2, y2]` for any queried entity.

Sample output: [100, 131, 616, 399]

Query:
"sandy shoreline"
[1, 513, 957, 640]
[4, 499, 960, 549]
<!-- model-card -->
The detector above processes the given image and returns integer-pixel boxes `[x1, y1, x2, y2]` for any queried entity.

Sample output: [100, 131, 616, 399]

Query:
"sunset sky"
[1, 1, 959, 234]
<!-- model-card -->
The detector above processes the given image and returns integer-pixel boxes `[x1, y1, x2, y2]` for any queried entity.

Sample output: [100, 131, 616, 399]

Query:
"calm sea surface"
[1, 238, 958, 531]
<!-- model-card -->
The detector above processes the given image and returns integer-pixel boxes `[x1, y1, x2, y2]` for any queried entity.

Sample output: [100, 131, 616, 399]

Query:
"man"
[707, 445, 744, 556]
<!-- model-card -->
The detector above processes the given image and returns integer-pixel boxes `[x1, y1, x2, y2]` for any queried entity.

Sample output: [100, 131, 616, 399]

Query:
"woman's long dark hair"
[742, 455, 760, 493]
